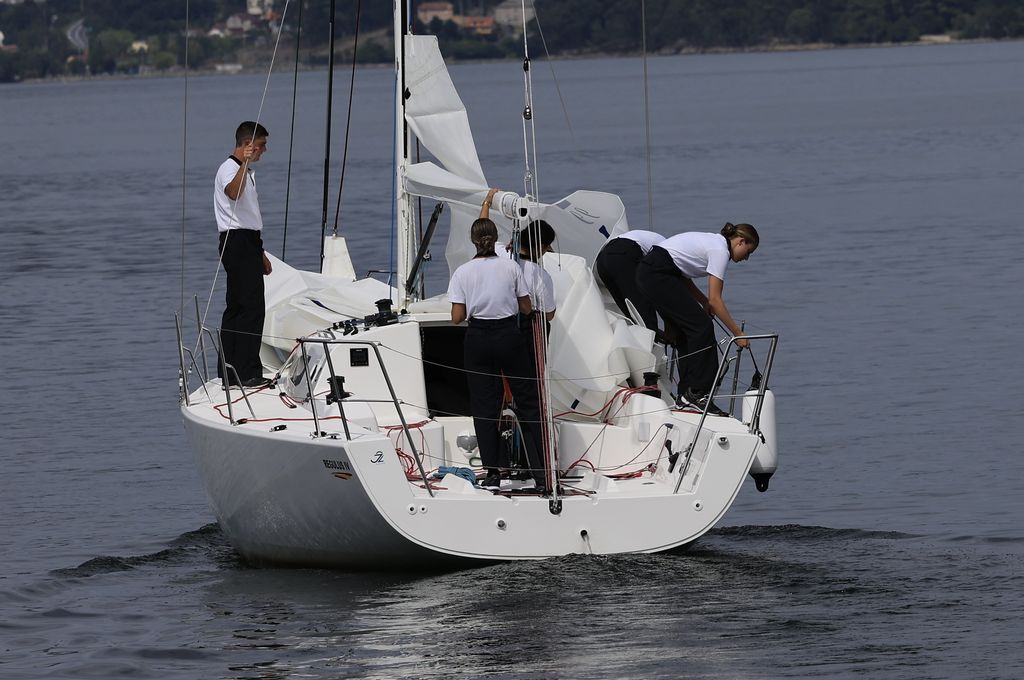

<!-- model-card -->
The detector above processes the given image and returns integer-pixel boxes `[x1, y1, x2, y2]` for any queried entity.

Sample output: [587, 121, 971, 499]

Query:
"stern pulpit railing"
[672, 332, 779, 494]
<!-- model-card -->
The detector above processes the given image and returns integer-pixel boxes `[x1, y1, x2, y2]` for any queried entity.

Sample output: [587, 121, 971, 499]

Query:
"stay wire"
[282, 0, 304, 260]
[331, 0, 362, 237]
[641, 0, 654, 230]
[518, 0, 557, 480]
[519, 0, 538, 205]
[180, 0, 189, 318]
[527, 0, 575, 147]
[196, 0, 292, 355]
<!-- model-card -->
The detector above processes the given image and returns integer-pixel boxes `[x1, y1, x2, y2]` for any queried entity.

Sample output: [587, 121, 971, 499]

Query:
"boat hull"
[183, 407, 461, 568]
[183, 399, 759, 568]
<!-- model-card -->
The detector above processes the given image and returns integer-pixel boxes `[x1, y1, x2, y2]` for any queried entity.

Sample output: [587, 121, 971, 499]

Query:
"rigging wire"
[196, 0, 292, 353]
[180, 312, 721, 386]
[641, 0, 655, 230]
[527, 0, 575, 148]
[180, 0, 189, 318]
[281, 0, 305, 260]
[518, 10, 539, 205]
[331, 0, 362, 238]
[516, 0, 558, 490]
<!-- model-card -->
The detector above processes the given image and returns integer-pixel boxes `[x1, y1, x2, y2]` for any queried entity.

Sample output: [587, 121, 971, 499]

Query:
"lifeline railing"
[176, 323, 435, 498]
[178, 312, 776, 500]
[294, 336, 435, 498]
[672, 332, 779, 494]
[176, 314, 256, 422]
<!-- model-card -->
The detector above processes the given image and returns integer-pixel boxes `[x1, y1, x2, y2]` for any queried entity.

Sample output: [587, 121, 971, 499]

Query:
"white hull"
[182, 341, 767, 568]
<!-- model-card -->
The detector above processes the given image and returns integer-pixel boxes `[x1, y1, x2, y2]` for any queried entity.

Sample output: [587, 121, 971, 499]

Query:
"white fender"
[741, 389, 778, 492]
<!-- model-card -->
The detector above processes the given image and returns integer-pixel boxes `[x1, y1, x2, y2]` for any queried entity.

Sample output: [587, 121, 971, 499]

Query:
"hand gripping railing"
[672, 332, 779, 494]
[297, 336, 435, 498]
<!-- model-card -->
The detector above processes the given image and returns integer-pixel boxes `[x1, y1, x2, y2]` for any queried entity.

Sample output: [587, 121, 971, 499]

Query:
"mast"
[319, 0, 337, 273]
[394, 0, 415, 309]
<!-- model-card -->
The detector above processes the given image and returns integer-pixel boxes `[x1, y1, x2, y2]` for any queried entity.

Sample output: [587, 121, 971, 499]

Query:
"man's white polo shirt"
[214, 157, 263, 233]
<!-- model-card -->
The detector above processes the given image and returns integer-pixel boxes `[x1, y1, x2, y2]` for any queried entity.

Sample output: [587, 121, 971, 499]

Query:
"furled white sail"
[261, 254, 392, 358]
[400, 37, 631, 277]
[403, 35, 487, 186]
[405, 161, 632, 276]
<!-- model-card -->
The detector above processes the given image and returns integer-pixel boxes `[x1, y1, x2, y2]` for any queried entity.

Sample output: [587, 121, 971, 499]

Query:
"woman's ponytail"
[471, 218, 499, 257]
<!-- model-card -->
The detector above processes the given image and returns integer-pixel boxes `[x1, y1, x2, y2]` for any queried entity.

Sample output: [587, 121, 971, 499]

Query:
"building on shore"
[417, 2, 455, 25]
[494, 0, 535, 30]
[452, 15, 496, 36]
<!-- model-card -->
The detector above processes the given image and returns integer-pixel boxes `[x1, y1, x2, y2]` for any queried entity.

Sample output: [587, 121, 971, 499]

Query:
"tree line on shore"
[2, 0, 1023, 83]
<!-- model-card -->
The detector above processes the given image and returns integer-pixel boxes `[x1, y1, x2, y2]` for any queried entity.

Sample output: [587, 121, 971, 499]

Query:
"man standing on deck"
[214, 121, 273, 388]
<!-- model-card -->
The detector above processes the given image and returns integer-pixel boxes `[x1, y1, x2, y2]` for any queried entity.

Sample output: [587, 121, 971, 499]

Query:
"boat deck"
[186, 377, 752, 504]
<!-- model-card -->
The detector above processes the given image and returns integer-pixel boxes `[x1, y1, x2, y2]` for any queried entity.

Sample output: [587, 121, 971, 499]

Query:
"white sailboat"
[178, 2, 780, 568]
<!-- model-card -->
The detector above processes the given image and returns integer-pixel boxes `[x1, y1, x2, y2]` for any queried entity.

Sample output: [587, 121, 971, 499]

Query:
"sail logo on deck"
[370, 451, 385, 464]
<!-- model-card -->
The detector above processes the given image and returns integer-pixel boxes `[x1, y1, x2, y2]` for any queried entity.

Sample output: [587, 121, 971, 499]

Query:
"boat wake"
[48, 523, 926, 582]
[51, 524, 235, 579]
[709, 524, 919, 541]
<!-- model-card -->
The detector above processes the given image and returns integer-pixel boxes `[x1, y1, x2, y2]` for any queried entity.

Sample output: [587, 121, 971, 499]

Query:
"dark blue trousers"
[636, 246, 719, 394]
[595, 238, 658, 331]
[463, 316, 545, 484]
[218, 229, 265, 383]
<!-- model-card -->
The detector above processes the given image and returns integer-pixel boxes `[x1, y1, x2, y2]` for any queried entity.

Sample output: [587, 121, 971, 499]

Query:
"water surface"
[1, 40, 1022, 678]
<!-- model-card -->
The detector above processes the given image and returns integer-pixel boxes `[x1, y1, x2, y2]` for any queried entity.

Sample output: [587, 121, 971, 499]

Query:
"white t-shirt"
[658, 232, 730, 280]
[520, 259, 556, 314]
[498, 242, 556, 314]
[448, 256, 528, 320]
[614, 229, 663, 255]
[214, 157, 263, 233]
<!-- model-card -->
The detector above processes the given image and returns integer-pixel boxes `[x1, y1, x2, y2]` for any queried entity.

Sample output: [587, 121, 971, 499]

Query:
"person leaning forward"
[595, 229, 663, 331]
[214, 120, 273, 389]
[635, 222, 759, 416]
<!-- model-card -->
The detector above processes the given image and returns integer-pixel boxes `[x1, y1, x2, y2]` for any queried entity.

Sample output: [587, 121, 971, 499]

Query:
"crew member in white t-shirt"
[594, 229, 663, 330]
[214, 121, 273, 389]
[494, 227, 557, 323]
[448, 191, 547, 491]
[635, 222, 759, 415]
[515, 220, 556, 321]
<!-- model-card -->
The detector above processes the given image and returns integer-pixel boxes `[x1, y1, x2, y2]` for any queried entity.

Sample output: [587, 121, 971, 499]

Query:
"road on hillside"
[66, 18, 88, 52]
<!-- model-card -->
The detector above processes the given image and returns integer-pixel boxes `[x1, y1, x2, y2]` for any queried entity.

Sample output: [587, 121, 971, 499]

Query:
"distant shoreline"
[9, 35, 1015, 86]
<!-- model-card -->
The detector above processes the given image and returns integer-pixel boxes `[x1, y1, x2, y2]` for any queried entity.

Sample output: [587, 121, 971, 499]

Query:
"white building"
[494, 0, 534, 28]
[247, 0, 272, 16]
[417, 2, 454, 25]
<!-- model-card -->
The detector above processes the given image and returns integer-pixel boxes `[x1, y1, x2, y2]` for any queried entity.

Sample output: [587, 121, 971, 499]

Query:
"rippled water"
[2, 40, 1023, 678]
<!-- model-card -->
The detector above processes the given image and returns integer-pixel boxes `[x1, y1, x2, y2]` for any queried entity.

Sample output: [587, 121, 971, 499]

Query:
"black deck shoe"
[242, 376, 274, 389]
[480, 471, 501, 489]
[681, 388, 729, 417]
